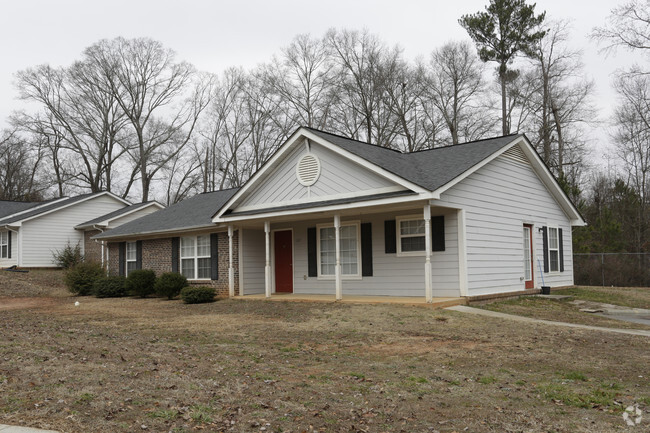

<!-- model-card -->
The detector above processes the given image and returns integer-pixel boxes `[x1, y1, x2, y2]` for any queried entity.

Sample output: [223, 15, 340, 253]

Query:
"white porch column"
[228, 225, 235, 297]
[264, 221, 271, 298]
[424, 205, 433, 303]
[457, 209, 469, 297]
[334, 214, 342, 301]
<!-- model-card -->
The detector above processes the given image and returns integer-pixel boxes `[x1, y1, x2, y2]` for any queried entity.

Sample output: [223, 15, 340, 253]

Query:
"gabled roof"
[306, 128, 522, 192]
[93, 188, 239, 240]
[75, 201, 164, 230]
[214, 127, 583, 225]
[0, 191, 130, 226]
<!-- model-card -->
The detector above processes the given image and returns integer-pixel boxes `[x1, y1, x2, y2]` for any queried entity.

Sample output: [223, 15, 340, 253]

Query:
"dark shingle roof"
[0, 192, 107, 225]
[94, 189, 239, 240]
[0, 200, 49, 220]
[306, 128, 522, 191]
[75, 201, 162, 229]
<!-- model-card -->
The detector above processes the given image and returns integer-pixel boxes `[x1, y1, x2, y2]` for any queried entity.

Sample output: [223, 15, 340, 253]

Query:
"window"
[126, 242, 137, 275]
[317, 222, 360, 278]
[0, 232, 8, 259]
[180, 235, 211, 280]
[397, 217, 426, 255]
[548, 227, 559, 272]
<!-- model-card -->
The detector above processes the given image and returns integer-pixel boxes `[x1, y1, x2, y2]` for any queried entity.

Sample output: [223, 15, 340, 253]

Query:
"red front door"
[523, 224, 534, 289]
[274, 230, 293, 293]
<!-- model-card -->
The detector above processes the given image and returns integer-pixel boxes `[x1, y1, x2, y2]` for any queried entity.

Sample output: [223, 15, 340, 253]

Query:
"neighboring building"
[0, 192, 162, 268]
[75, 201, 164, 266]
[95, 127, 585, 301]
[93, 189, 238, 296]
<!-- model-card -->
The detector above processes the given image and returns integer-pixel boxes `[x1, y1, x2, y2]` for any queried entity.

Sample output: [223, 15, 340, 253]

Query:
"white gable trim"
[212, 128, 428, 221]
[74, 201, 164, 230]
[14, 192, 131, 225]
[216, 193, 429, 223]
[433, 135, 585, 226]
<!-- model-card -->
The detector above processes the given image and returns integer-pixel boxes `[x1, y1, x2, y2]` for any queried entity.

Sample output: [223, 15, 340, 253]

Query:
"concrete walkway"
[0, 426, 58, 433]
[446, 305, 650, 337]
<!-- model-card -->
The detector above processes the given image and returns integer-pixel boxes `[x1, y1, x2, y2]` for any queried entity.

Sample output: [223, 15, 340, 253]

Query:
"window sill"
[317, 275, 363, 281]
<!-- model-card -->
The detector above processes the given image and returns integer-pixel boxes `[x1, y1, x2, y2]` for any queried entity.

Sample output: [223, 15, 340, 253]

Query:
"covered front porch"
[221, 200, 469, 303]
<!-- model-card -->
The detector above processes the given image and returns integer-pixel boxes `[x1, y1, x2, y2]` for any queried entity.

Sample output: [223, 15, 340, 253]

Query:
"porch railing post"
[424, 205, 432, 303]
[265, 221, 271, 298]
[228, 225, 235, 297]
[334, 214, 342, 301]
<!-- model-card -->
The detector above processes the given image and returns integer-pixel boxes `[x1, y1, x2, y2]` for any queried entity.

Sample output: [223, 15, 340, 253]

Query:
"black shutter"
[136, 240, 143, 270]
[559, 228, 564, 272]
[118, 242, 126, 276]
[542, 226, 549, 273]
[307, 227, 317, 277]
[210, 233, 219, 280]
[171, 237, 180, 273]
[361, 222, 373, 277]
[7, 231, 11, 259]
[431, 216, 445, 252]
[384, 220, 396, 254]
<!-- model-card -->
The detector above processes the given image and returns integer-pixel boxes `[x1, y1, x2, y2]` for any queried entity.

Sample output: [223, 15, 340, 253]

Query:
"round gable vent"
[296, 153, 321, 186]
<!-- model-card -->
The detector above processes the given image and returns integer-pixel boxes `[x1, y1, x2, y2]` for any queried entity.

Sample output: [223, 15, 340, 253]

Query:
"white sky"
[0, 0, 635, 170]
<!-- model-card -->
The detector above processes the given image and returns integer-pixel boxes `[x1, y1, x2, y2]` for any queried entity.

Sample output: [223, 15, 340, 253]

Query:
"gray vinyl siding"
[107, 206, 161, 228]
[436, 154, 574, 295]
[238, 141, 400, 209]
[242, 209, 460, 297]
[20, 195, 126, 267]
[241, 228, 266, 294]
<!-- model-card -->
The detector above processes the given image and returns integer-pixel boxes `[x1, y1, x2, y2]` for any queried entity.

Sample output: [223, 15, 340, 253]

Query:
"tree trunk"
[550, 98, 564, 177]
[500, 63, 509, 135]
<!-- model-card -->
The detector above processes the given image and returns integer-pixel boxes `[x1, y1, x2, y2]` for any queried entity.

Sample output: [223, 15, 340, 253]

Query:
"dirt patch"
[1, 273, 649, 432]
[0, 269, 67, 298]
[0, 297, 67, 311]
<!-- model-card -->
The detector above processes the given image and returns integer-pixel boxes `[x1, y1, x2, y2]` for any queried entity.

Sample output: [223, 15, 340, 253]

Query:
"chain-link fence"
[573, 253, 650, 287]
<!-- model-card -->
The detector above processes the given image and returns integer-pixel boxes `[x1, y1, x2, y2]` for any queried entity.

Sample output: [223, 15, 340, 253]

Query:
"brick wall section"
[142, 238, 173, 275]
[83, 230, 104, 264]
[105, 231, 240, 297]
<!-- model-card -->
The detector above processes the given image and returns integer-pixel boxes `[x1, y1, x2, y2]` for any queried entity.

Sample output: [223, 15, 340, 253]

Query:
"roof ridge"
[304, 126, 405, 155]
[406, 133, 522, 155]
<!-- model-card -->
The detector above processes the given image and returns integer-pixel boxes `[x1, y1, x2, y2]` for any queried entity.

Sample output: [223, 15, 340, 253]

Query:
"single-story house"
[94, 127, 584, 301]
[0, 192, 162, 268]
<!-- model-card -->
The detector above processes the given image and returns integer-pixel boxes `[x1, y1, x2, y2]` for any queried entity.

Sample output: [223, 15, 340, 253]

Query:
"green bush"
[155, 272, 187, 300]
[52, 242, 84, 269]
[93, 276, 127, 298]
[64, 262, 105, 295]
[181, 286, 215, 304]
[125, 269, 157, 297]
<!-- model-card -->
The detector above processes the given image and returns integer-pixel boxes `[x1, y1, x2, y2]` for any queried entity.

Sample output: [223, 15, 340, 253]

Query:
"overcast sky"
[0, 0, 634, 169]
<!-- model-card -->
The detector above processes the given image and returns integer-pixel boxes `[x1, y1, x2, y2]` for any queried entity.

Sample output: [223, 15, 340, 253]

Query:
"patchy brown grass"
[555, 286, 650, 309]
[0, 273, 649, 432]
[481, 296, 650, 330]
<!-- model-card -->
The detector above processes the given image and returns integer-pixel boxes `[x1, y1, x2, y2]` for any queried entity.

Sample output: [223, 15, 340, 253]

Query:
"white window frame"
[180, 235, 211, 280]
[125, 241, 137, 276]
[0, 231, 8, 259]
[396, 215, 427, 257]
[316, 221, 361, 280]
[547, 226, 560, 273]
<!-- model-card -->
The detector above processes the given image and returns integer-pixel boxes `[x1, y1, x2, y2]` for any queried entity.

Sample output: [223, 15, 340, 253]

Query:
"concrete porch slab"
[233, 293, 466, 308]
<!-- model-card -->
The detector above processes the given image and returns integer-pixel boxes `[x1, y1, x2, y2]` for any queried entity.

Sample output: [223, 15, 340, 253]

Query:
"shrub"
[65, 262, 105, 295]
[125, 269, 157, 297]
[93, 276, 127, 298]
[52, 242, 84, 269]
[155, 272, 188, 300]
[181, 286, 215, 304]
